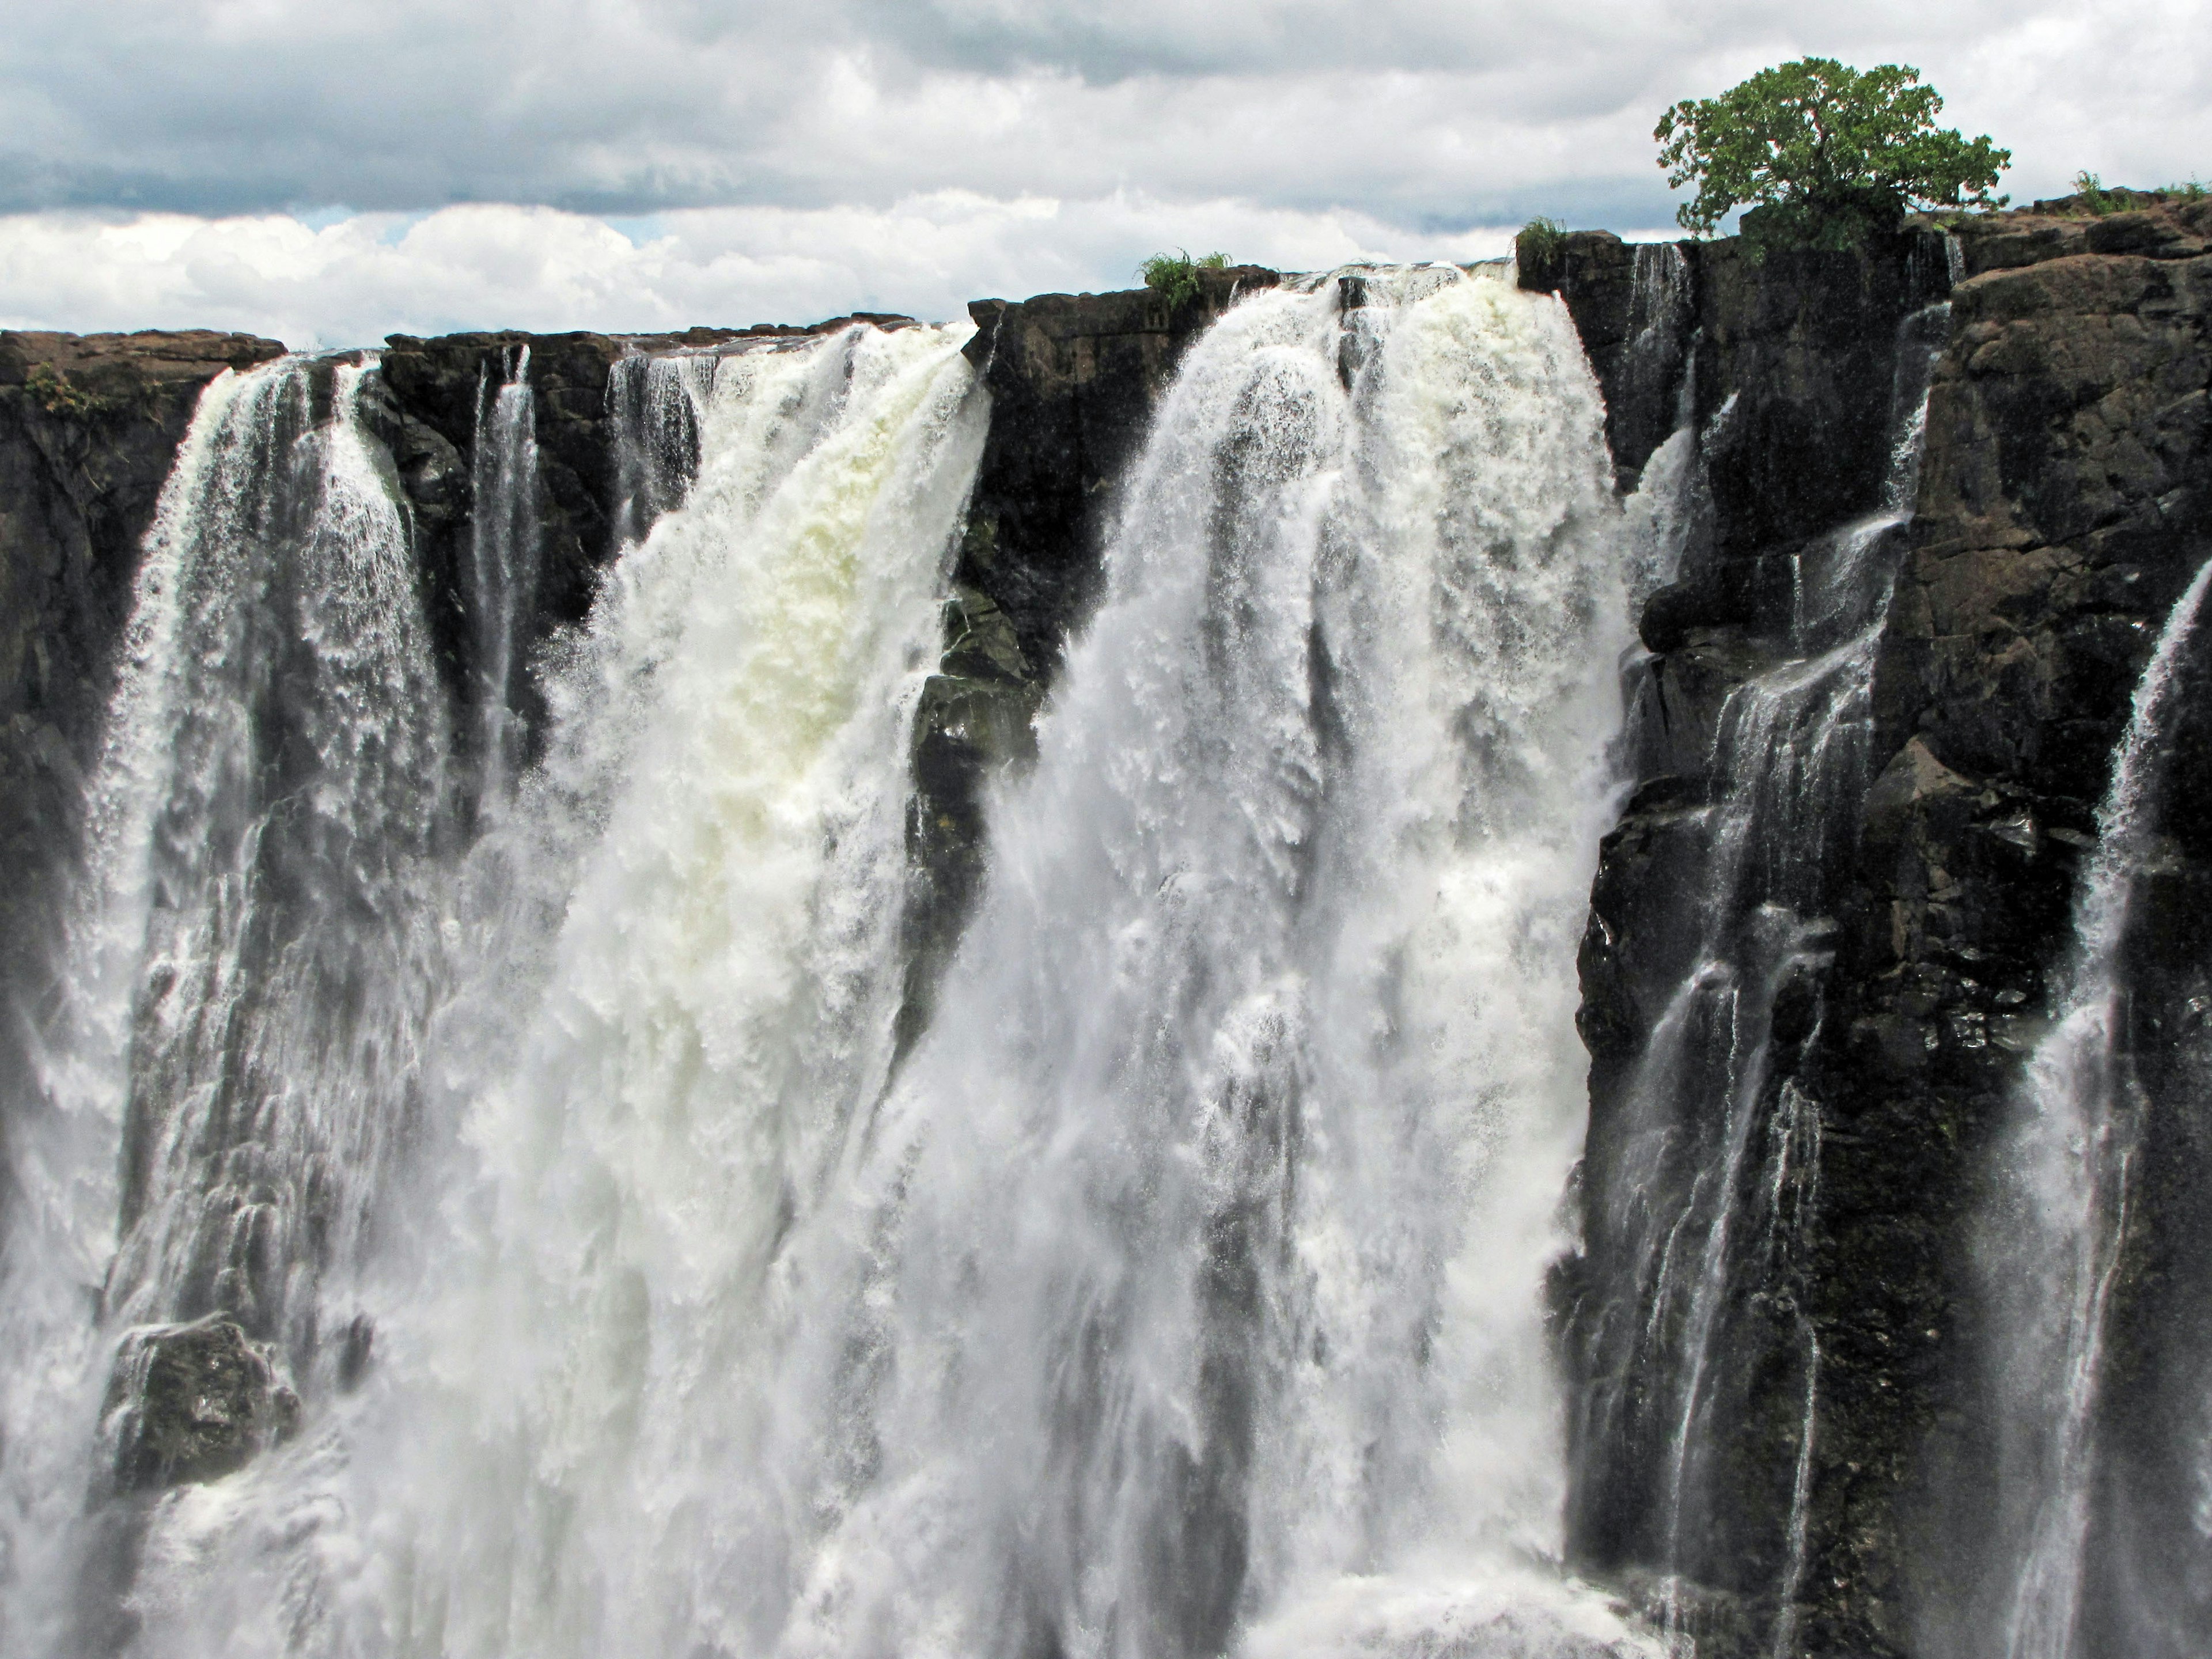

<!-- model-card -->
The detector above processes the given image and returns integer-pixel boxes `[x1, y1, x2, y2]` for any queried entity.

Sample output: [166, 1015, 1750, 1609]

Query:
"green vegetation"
[1139, 249, 1230, 306]
[2054, 172, 2207, 215]
[1515, 217, 1567, 271]
[1656, 58, 2009, 253]
[2073, 171, 2120, 215]
[24, 363, 103, 418]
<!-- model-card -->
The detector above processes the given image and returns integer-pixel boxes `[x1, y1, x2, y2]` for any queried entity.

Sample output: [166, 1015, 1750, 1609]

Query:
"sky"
[2, 0, 2206, 346]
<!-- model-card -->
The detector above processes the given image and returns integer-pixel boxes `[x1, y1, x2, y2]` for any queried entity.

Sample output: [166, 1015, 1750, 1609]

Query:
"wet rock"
[1559, 194, 2212, 1654]
[105, 1317, 301, 1489]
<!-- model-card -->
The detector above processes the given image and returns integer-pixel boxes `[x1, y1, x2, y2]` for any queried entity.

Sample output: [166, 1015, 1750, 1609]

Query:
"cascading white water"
[0, 354, 454, 1658]
[468, 345, 541, 798]
[762, 268, 1652, 1658]
[10, 275, 1664, 1659]
[97, 319, 993, 1659]
[1983, 555, 2212, 1659]
[608, 351, 721, 547]
[96, 355, 453, 1358]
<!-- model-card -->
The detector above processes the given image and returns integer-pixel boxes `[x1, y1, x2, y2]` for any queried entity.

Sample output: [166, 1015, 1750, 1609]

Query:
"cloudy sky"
[2, 0, 2206, 345]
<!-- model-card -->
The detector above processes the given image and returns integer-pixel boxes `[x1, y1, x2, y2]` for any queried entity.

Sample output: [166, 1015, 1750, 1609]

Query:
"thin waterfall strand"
[1989, 554, 2212, 1659]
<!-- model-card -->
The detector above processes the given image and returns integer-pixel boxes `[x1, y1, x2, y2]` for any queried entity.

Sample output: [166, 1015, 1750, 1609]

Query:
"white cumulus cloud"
[0, 0, 2206, 339]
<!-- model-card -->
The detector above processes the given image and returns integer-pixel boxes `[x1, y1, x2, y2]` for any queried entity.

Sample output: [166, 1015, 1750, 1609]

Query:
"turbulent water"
[0, 271, 1688, 1658]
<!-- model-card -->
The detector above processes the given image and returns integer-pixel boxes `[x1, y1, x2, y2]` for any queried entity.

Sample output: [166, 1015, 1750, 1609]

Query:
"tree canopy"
[1656, 58, 2010, 249]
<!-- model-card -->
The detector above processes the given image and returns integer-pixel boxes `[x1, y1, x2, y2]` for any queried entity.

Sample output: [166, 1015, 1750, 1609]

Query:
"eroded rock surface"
[1546, 197, 2212, 1655]
[104, 1317, 300, 1489]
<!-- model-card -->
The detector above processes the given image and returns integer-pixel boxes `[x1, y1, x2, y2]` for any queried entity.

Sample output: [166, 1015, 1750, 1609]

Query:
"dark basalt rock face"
[0, 329, 283, 1239]
[1845, 197, 2212, 1659]
[1542, 198, 2212, 1656]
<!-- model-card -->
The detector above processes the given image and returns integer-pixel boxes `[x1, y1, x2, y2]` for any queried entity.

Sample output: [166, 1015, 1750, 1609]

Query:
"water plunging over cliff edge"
[0, 354, 458, 1656]
[0, 271, 1675, 1657]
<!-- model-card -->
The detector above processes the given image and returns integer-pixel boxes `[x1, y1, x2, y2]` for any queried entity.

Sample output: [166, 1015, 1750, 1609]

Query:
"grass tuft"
[1139, 250, 1231, 307]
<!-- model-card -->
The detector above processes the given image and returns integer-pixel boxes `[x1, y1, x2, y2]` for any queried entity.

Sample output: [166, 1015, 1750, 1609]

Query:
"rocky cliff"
[1535, 196, 2212, 1656]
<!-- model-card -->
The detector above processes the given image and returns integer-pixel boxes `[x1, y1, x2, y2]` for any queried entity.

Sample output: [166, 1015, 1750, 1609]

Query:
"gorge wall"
[1, 210, 2207, 1658]
[1532, 195, 2212, 1657]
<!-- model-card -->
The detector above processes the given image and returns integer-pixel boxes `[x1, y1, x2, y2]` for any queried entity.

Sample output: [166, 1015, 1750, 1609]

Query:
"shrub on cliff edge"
[1656, 58, 2009, 253]
[1516, 217, 1567, 272]
[1140, 250, 1229, 306]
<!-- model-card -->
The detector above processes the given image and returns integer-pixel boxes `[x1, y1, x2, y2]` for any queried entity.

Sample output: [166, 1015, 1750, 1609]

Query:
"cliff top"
[0, 329, 284, 387]
[1943, 192, 2212, 275]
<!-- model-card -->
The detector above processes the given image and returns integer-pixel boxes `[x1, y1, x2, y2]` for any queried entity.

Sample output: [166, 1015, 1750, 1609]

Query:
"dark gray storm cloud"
[9, 0, 2196, 231]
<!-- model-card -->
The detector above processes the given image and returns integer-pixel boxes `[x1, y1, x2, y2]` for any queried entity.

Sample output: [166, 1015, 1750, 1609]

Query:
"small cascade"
[1563, 299, 1950, 1650]
[1612, 244, 1695, 491]
[1979, 555, 2212, 1659]
[466, 344, 541, 798]
[608, 350, 720, 545]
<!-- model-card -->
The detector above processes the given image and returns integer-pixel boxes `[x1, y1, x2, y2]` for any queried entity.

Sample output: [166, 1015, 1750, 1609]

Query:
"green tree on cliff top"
[1657, 58, 2009, 251]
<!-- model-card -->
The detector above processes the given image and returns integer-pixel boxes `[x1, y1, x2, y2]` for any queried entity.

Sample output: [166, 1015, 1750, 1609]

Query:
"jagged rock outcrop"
[0, 330, 283, 1234]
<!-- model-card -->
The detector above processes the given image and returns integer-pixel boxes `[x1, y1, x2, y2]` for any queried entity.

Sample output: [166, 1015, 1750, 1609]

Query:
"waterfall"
[467, 345, 541, 798]
[760, 267, 1650, 1658]
[0, 354, 456, 1657]
[1565, 299, 1949, 1649]
[5, 277, 1662, 1659]
[1981, 555, 2212, 1659]
[89, 320, 991, 1659]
